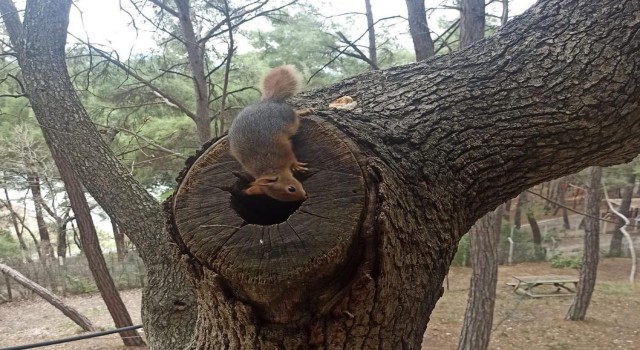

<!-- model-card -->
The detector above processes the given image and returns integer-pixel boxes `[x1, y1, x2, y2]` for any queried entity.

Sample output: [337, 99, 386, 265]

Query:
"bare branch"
[148, 0, 179, 17]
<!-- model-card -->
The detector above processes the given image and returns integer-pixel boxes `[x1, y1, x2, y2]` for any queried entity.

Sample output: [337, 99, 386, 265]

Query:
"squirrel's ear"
[244, 185, 266, 196]
[244, 176, 278, 196]
[252, 176, 278, 186]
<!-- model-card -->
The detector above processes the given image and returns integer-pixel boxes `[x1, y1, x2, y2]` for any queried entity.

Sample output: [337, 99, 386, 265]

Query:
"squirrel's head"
[244, 174, 307, 202]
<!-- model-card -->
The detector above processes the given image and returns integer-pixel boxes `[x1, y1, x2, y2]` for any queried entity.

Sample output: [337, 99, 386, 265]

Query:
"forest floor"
[0, 259, 638, 350]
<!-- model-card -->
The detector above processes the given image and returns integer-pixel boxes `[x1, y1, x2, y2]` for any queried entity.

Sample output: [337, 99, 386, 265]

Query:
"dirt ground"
[0, 259, 638, 350]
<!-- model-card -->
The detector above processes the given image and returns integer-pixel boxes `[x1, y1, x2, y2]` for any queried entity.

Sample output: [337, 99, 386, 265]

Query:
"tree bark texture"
[0, 262, 96, 331]
[405, 0, 435, 61]
[609, 173, 635, 257]
[166, 0, 640, 348]
[457, 205, 502, 350]
[363, 0, 378, 69]
[0, 0, 196, 348]
[459, 0, 485, 49]
[566, 166, 601, 320]
[52, 148, 145, 346]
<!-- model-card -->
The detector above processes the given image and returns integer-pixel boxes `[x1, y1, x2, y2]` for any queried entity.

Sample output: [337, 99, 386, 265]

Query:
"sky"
[67, 0, 539, 56]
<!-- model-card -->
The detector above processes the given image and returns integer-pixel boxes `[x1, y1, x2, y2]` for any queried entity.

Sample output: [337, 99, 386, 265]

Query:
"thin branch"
[74, 38, 197, 120]
[526, 190, 617, 224]
[148, 0, 179, 17]
[93, 122, 186, 159]
[336, 31, 378, 69]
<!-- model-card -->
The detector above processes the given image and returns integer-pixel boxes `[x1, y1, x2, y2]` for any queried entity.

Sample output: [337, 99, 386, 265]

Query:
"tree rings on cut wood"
[168, 116, 367, 323]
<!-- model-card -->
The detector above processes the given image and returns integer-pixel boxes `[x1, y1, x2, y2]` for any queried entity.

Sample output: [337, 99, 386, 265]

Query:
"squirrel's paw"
[296, 108, 316, 117]
[292, 162, 309, 173]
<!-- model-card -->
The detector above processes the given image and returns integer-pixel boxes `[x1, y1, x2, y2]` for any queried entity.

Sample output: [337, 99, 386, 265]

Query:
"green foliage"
[549, 253, 582, 269]
[451, 233, 471, 267]
[0, 229, 18, 260]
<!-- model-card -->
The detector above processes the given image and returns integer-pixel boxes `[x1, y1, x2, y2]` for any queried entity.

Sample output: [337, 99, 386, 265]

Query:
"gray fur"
[228, 100, 296, 177]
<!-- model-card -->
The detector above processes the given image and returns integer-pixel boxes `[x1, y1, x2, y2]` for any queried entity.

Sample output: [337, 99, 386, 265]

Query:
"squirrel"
[228, 65, 314, 202]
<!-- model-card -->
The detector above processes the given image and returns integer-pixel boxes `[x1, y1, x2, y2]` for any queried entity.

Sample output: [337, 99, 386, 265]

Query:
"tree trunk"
[52, 148, 146, 346]
[3, 186, 31, 261]
[457, 205, 502, 350]
[460, 0, 485, 48]
[0, 262, 96, 331]
[521, 191, 545, 260]
[405, 0, 434, 61]
[363, 0, 378, 69]
[0, 1, 196, 348]
[503, 198, 511, 222]
[174, 0, 211, 144]
[514, 193, 523, 229]
[609, 174, 635, 257]
[6, 0, 640, 348]
[566, 166, 601, 320]
[557, 178, 571, 229]
[57, 219, 68, 259]
[27, 172, 54, 260]
[111, 219, 127, 262]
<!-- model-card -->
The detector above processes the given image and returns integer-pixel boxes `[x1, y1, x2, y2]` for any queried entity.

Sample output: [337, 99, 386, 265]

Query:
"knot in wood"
[168, 117, 367, 323]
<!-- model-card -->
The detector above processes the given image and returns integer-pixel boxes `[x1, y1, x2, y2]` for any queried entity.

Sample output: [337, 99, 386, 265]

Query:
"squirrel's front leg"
[295, 108, 315, 118]
[291, 158, 308, 173]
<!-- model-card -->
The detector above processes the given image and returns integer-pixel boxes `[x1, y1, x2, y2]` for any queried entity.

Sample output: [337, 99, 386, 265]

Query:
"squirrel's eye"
[287, 186, 296, 193]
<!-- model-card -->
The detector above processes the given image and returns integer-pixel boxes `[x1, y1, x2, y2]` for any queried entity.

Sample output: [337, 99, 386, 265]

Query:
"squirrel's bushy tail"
[259, 64, 304, 101]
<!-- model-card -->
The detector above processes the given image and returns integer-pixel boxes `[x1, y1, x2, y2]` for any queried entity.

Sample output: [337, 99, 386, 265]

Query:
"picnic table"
[507, 275, 579, 298]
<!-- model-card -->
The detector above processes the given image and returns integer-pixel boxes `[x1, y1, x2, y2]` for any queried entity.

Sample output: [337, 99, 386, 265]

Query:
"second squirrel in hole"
[228, 65, 314, 202]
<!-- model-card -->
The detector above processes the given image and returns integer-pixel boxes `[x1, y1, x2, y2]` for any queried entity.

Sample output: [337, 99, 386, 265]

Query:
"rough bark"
[566, 166, 601, 320]
[363, 0, 378, 69]
[0, 0, 196, 348]
[0, 262, 96, 331]
[174, 0, 211, 144]
[52, 148, 145, 346]
[405, 0, 435, 61]
[167, 0, 640, 348]
[459, 0, 485, 49]
[609, 174, 635, 257]
[6, 0, 640, 348]
[458, 205, 502, 350]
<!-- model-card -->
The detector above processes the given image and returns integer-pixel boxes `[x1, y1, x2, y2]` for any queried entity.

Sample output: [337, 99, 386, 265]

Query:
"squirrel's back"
[259, 64, 303, 101]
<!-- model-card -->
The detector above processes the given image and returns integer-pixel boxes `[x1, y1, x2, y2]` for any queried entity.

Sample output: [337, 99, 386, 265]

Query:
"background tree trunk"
[363, 0, 378, 69]
[609, 174, 635, 256]
[514, 193, 523, 229]
[111, 220, 127, 262]
[0, 262, 96, 331]
[566, 166, 601, 320]
[405, 0, 434, 60]
[27, 172, 53, 261]
[460, 0, 485, 48]
[0, 1, 196, 347]
[53, 149, 145, 346]
[457, 205, 503, 350]
[557, 178, 571, 229]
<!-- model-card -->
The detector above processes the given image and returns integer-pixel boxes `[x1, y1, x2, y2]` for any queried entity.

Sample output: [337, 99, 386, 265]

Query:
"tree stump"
[167, 116, 368, 323]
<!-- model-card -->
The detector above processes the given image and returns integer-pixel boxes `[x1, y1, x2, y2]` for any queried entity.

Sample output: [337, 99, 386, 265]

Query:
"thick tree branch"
[295, 0, 640, 232]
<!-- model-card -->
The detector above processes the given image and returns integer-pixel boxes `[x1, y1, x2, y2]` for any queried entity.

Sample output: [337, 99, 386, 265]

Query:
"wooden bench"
[507, 275, 579, 298]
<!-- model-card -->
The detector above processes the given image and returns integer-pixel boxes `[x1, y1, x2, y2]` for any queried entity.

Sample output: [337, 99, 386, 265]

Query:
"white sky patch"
[67, 0, 538, 57]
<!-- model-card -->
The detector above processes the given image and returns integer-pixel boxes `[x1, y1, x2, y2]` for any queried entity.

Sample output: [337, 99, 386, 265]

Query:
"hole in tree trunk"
[229, 178, 306, 226]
